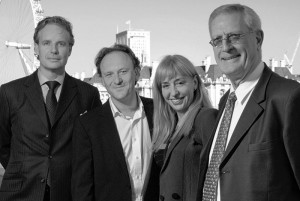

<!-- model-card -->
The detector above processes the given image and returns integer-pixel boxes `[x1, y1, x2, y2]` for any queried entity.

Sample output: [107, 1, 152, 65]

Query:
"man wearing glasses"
[197, 4, 300, 201]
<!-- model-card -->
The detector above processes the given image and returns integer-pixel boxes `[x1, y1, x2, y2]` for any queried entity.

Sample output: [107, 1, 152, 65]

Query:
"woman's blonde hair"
[152, 55, 212, 151]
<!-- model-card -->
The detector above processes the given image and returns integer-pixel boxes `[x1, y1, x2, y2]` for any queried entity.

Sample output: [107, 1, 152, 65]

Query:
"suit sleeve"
[0, 85, 11, 169]
[72, 117, 94, 201]
[284, 86, 300, 189]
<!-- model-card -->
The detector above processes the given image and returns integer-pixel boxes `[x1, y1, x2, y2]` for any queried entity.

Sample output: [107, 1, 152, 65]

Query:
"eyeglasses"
[209, 31, 254, 48]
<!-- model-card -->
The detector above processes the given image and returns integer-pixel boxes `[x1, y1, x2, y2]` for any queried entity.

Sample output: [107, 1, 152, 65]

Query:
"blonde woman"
[152, 55, 217, 201]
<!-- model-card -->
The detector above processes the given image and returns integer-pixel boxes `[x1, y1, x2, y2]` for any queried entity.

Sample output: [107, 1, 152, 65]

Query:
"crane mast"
[284, 33, 300, 74]
[290, 34, 300, 65]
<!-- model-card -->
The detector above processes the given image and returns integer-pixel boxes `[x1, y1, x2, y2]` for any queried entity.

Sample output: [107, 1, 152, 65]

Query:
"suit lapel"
[141, 97, 153, 138]
[101, 97, 153, 176]
[160, 134, 184, 173]
[220, 65, 271, 167]
[54, 74, 78, 126]
[24, 71, 49, 129]
[101, 101, 131, 175]
[221, 98, 263, 166]
[160, 107, 210, 173]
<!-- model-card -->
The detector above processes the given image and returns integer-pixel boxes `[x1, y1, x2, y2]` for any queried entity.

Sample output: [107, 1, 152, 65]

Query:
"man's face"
[210, 12, 263, 84]
[34, 24, 72, 73]
[100, 51, 139, 105]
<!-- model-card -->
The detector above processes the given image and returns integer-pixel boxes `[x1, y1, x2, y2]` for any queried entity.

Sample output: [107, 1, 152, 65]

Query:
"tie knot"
[228, 91, 237, 102]
[46, 81, 60, 90]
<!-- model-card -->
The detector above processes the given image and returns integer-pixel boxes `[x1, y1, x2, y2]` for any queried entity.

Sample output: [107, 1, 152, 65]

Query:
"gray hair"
[209, 4, 262, 33]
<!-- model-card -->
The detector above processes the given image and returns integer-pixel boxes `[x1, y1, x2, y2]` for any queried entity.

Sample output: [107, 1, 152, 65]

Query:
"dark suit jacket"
[158, 107, 217, 201]
[197, 64, 300, 201]
[71, 97, 159, 201]
[0, 71, 101, 201]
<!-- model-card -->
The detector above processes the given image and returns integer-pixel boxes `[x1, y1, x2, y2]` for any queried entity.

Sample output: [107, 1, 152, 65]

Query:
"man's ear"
[135, 67, 140, 83]
[34, 43, 39, 58]
[256, 30, 264, 49]
[68, 46, 72, 56]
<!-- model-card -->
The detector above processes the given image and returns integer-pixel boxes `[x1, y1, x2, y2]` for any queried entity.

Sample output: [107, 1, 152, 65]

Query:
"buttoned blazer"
[197, 64, 300, 201]
[158, 107, 218, 201]
[71, 97, 159, 201]
[0, 70, 101, 201]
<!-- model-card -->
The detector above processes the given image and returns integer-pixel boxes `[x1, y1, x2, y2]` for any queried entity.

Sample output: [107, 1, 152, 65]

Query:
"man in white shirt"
[71, 44, 159, 201]
[197, 4, 300, 201]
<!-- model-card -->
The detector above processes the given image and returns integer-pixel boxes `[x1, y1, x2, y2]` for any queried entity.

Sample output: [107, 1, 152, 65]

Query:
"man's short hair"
[94, 44, 141, 77]
[33, 16, 75, 47]
[209, 4, 262, 33]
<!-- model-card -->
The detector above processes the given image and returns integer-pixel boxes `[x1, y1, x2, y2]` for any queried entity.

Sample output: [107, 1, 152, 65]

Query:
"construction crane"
[284, 33, 300, 74]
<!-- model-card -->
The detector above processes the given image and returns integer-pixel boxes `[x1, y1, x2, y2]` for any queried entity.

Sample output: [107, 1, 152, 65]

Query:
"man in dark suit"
[72, 44, 159, 201]
[197, 4, 300, 201]
[0, 16, 101, 201]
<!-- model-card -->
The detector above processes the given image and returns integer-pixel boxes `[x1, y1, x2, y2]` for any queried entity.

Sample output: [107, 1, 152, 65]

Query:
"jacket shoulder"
[140, 96, 153, 104]
[71, 76, 98, 91]
[140, 96, 153, 111]
[193, 107, 218, 142]
[1, 75, 29, 88]
[79, 101, 108, 120]
[0, 76, 33, 100]
[269, 71, 300, 89]
[195, 107, 218, 123]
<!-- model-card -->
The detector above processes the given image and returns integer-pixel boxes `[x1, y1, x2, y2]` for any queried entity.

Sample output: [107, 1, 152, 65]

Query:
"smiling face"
[161, 74, 197, 119]
[99, 51, 139, 105]
[210, 12, 263, 86]
[34, 24, 72, 75]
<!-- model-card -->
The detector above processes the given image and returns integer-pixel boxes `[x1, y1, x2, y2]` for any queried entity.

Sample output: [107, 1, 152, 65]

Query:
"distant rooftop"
[195, 65, 206, 78]
[83, 73, 102, 84]
[140, 66, 152, 79]
[206, 64, 224, 81]
[273, 67, 296, 80]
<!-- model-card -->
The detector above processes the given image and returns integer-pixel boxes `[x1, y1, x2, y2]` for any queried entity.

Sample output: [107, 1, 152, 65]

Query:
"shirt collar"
[37, 69, 65, 86]
[230, 62, 264, 104]
[109, 94, 144, 119]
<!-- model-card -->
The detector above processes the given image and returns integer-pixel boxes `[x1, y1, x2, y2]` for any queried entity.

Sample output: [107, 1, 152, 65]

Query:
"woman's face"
[161, 74, 197, 119]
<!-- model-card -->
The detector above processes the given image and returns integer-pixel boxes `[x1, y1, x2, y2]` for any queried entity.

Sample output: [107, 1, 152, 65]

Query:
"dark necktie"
[45, 81, 60, 127]
[202, 92, 237, 201]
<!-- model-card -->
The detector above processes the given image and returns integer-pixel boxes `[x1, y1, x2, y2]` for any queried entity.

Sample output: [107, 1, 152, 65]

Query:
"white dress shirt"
[38, 69, 65, 102]
[109, 97, 152, 201]
[208, 62, 264, 201]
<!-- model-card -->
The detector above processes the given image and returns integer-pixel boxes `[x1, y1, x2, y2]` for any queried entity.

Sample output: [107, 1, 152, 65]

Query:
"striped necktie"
[202, 92, 237, 201]
[45, 81, 60, 127]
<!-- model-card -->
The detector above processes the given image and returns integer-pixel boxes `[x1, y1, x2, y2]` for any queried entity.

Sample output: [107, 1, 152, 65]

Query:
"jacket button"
[172, 193, 181, 200]
[40, 178, 45, 183]
[48, 155, 53, 159]
[159, 195, 164, 201]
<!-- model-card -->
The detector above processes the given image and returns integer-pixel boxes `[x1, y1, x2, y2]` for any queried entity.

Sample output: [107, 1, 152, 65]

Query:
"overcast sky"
[43, 0, 300, 76]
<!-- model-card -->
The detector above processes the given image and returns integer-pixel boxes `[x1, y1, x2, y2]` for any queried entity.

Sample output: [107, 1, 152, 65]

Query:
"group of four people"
[1, 3, 300, 201]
